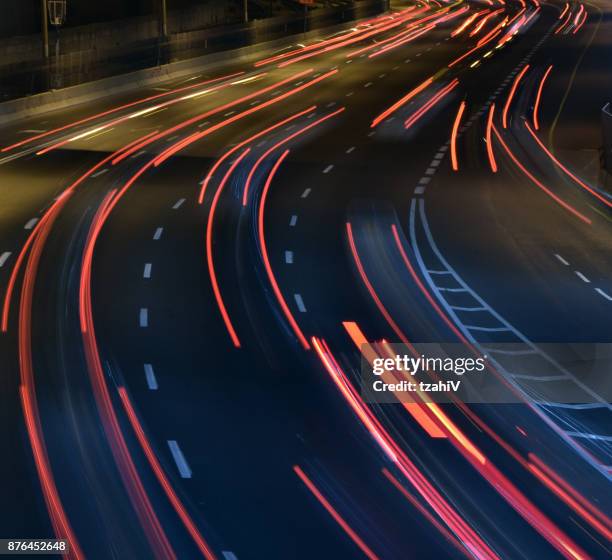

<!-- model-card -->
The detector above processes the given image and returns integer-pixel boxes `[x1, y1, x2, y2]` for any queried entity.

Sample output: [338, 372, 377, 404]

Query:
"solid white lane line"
[575, 271, 591, 283]
[153, 227, 164, 240]
[285, 251, 293, 264]
[554, 253, 569, 266]
[0, 252, 11, 267]
[172, 198, 186, 209]
[294, 294, 307, 312]
[167, 440, 192, 478]
[323, 165, 334, 174]
[595, 288, 612, 301]
[24, 218, 38, 230]
[139, 308, 149, 327]
[143, 263, 152, 279]
[289, 215, 298, 226]
[144, 364, 158, 390]
[301, 188, 311, 198]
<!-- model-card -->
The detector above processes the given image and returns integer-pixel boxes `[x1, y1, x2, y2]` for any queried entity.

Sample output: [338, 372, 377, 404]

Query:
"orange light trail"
[371, 77, 434, 128]
[111, 68, 315, 165]
[2, 129, 159, 332]
[205, 148, 251, 348]
[311, 336, 501, 560]
[242, 107, 345, 205]
[450, 101, 466, 171]
[502, 64, 529, 129]
[258, 150, 310, 350]
[149, 69, 338, 167]
[573, 8, 587, 33]
[555, 8, 573, 33]
[198, 105, 315, 204]
[0, 71, 244, 153]
[469, 8, 504, 36]
[528, 454, 612, 541]
[532, 64, 552, 130]
[80, 191, 177, 560]
[559, 2, 569, 19]
[524, 121, 612, 208]
[486, 103, 497, 172]
[119, 388, 217, 559]
[404, 79, 459, 129]
[492, 125, 592, 224]
[346, 223, 409, 345]
[18, 199, 84, 560]
[255, 7, 420, 67]
[293, 466, 380, 560]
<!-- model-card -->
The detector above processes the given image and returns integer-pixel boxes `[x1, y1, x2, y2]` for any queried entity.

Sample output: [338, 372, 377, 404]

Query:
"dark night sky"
[1, 0, 234, 38]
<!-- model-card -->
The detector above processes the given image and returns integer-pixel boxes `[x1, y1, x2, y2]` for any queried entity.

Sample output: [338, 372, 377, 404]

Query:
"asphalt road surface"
[0, 1, 610, 559]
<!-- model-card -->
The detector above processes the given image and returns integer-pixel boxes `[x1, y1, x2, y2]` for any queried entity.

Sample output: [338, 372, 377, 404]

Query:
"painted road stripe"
[167, 440, 192, 478]
[144, 364, 158, 390]
[172, 198, 186, 209]
[91, 168, 108, 178]
[294, 294, 307, 312]
[323, 165, 334, 174]
[0, 252, 11, 267]
[139, 308, 149, 327]
[285, 251, 293, 264]
[143, 263, 152, 279]
[153, 227, 164, 240]
[575, 271, 590, 283]
[554, 254, 569, 266]
[24, 218, 38, 230]
[289, 215, 298, 226]
[301, 188, 311, 199]
[595, 288, 612, 301]
[346, 146, 356, 154]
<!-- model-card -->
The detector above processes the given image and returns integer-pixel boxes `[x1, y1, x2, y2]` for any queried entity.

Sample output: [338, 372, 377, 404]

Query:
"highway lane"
[0, 1, 610, 559]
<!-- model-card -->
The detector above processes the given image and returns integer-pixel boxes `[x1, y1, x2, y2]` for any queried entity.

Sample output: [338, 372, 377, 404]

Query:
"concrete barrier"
[0, 1, 387, 125]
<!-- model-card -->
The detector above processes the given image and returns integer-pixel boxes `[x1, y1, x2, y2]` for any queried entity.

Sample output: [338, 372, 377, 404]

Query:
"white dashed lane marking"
[143, 263, 152, 279]
[172, 198, 186, 209]
[289, 215, 298, 226]
[346, 146, 356, 154]
[144, 364, 158, 390]
[575, 271, 591, 283]
[301, 188, 311, 199]
[139, 308, 149, 327]
[153, 227, 164, 240]
[294, 294, 307, 313]
[0, 252, 11, 267]
[91, 168, 108, 178]
[167, 441, 192, 478]
[285, 251, 294, 264]
[323, 165, 334, 174]
[554, 253, 569, 266]
[24, 218, 38, 230]
[595, 288, 612, 301]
